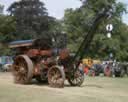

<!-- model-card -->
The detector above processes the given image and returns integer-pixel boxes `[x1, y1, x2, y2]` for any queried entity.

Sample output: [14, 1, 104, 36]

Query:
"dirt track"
[0, 72, 128, 102]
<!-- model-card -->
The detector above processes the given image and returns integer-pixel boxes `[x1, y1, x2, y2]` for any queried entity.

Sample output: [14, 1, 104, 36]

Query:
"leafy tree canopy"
[7, 0, 53, 40]
[63, 0, 128, 61]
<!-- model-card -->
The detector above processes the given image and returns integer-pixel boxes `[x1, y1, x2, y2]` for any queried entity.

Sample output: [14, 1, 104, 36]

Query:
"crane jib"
[71, 8, 110, 70]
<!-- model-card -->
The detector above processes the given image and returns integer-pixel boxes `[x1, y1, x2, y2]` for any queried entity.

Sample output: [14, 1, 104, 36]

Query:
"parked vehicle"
[0, 56, 13, 72]
[112, 62, 128, 77]
[88, 64, 104, 76]
[2, 64, 12, 72]
[103, 61, 128, 77]
[83, 59, 102, 76]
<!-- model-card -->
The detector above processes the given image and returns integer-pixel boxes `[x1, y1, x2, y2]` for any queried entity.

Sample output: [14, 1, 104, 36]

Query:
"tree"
[48, 18, 67, 48]
[0, 4, 4, 14]
[0, 14, 16, 55]
[63, 0, 128, 61]
[0, 1, 67, 55]
[0, 15, 16, 42]
[8, 0, 51, 40]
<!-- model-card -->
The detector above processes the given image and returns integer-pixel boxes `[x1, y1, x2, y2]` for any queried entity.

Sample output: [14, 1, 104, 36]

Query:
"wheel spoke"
[68, 68, 84, 86]
[48, 66, 65, 88]
[12, 55, 33, 84]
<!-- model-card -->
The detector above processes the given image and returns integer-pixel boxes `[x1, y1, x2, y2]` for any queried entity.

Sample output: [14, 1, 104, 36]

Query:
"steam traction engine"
[9, 8, 109, 88]
[9, 37, 84, 88]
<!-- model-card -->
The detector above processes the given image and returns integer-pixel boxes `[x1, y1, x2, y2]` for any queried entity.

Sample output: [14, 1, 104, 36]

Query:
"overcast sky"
[0, 0, 82, 18]
[0, 0, 128, 24]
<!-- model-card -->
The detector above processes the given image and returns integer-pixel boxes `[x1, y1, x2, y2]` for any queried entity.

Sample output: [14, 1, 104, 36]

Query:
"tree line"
[0, 0, 128, 61]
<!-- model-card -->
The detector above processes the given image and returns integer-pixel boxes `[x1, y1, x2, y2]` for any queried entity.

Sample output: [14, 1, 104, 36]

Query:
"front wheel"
[68, 69, 84, 86]
[48, 66, 65, 88]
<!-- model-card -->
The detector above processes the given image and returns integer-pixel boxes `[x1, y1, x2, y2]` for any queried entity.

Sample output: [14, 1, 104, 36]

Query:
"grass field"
[0, 72, 128, 102]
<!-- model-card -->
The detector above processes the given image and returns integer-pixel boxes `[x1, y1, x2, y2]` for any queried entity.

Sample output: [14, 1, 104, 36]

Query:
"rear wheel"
[104, 67, 112, 77]
[48, 66, 65, 88]
[12, 55, 33, 84]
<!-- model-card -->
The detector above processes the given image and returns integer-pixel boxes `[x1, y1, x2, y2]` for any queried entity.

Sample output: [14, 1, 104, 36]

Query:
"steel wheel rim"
[48, 66, 65, 88]
[13, 57, 28, 84]
[70, 69, 84, 85]
[49, 68, 62, 84]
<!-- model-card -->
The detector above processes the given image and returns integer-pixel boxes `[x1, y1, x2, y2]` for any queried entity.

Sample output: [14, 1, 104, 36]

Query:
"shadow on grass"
[64, 84, 103, 88]
[84, 84, 103, 88]
[27, 79, 103, 88]
[30, 79, 49, 86]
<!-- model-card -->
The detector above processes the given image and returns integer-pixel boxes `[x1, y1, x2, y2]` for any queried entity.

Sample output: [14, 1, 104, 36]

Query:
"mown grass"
[0, 73, 128, 102]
